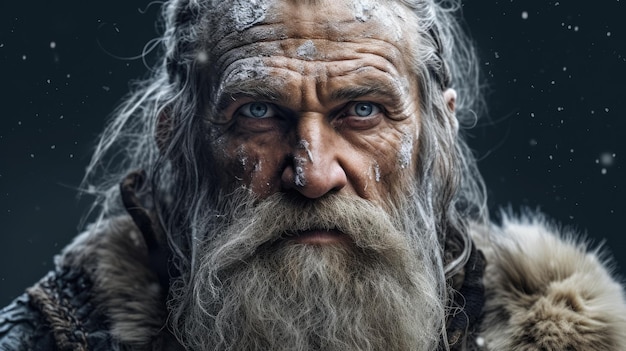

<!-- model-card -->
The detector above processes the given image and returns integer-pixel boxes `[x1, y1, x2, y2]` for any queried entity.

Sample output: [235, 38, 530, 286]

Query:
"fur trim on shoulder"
[56, 216, 166, 346]
[471, 213, 626, 350]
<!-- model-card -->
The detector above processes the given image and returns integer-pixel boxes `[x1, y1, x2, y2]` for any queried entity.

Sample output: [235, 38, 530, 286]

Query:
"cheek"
[364, 123, 417, 172]
[347, 120, 419, 205]
[211, 133, 289, 197]
[246, 153, 286, 197]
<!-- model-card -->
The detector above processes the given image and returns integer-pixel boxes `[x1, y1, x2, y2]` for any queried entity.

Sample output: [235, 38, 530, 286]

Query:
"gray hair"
[83, 0, 487, 334]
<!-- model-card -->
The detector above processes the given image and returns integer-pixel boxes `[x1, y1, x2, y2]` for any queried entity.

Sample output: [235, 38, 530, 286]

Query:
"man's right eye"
[238, 102, 276, 119]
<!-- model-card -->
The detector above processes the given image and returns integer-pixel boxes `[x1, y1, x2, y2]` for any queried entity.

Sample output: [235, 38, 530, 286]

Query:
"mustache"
[197, 192, 411, 278]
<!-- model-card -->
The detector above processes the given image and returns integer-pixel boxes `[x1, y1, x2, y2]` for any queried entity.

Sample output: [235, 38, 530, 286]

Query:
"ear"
[155, 107, 172, 154]
[443, 88, 459, 134]
[443, 88, 457, 112]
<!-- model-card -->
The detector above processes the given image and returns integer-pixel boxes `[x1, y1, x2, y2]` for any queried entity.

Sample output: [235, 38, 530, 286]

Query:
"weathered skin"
[204, 0, 429, 211]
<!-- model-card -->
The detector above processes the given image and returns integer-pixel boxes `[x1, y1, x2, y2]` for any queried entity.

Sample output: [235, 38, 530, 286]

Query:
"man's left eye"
[238, 102, 276, 119]
[346, 102, 381, 117]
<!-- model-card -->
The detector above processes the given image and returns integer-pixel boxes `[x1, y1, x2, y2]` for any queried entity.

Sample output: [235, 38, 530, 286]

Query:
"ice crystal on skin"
[352, 0, 407, 42]
[296, 40, 317, 60]
[236, 145, 248, 168]
[374, 161, 381, 182]
[215, 58, 267, 106]
[354, 0, 376, 22]
[253, 159, 263, 173]
[294, 156, 307, 187]
[222, 58, 266, 85]
[398, 133, 414, 169]
[230, 0, 269, 32]
[297, 139, 314, 163]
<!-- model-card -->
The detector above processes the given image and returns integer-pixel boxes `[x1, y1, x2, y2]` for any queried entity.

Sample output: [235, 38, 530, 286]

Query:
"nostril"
[280, 137, 348, 199]
[280, 154, 302, 190]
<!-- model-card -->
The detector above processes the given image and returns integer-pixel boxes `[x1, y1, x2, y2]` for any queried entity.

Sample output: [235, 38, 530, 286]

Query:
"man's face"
[169, 1, 446, 350]
[207, 0, 422, 212]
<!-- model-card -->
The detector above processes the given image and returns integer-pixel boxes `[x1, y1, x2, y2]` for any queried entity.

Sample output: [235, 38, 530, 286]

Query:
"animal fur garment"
[1, 214, 625, 350]
[473, 215, 626, 350]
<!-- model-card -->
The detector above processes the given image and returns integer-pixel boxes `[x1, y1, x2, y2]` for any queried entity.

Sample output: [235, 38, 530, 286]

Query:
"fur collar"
[56, 216, 168, 346]
[472, 215, 626, 350]
[56, 214, 626, 349]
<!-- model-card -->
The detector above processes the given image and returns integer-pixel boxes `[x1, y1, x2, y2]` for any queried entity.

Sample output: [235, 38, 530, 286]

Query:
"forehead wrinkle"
[214, 38, 407, 85]
[352, 39, 412, 73]
[210, 20, 348, 67]
[211, 22, 282, 59]
[205, 0, 421, 70]
[210, 16, 409, 65]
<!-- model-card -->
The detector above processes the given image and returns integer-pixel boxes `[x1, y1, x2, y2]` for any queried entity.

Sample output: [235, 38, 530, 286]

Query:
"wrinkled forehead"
[204, 0, 419, 60]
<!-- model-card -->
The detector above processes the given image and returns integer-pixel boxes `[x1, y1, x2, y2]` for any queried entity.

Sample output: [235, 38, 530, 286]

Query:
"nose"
[281, 115, 348, 199]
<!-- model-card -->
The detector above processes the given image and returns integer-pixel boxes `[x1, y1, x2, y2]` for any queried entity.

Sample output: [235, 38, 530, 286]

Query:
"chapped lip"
[285, 229, 352, 245]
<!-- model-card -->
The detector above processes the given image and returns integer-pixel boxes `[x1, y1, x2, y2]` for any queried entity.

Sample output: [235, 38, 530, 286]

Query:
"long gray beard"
[170, 192, 446, 351]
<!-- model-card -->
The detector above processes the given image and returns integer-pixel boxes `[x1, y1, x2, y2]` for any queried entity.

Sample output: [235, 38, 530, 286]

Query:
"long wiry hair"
[83, 0, 487, 345]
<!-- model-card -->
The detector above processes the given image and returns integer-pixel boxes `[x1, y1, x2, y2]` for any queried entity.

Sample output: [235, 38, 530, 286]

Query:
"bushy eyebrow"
[214, 71, 407, 112]
[330, 83, 403, 103]
[215, 79, 291, 112]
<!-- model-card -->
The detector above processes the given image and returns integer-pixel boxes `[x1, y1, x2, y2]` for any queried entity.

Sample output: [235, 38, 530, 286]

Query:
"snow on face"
[297, 139, 314, 163]
[373, 161, 381, 182]
[294, 156, 307, 187]
[296, 40, 318, 60]
[353, 0, 376, 22]
[230, 0, 270, 31]
[205, 0, 421, 200]
[398, 132, 414, 169]
[352, 0, 406, 42]
[214, 57, 268, 106]
[222, 57, 266, 85]
[236, 144, 248, 168]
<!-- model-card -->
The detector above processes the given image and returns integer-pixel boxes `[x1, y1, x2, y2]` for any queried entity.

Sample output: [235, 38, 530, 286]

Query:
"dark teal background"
[1, 1, 625, 305]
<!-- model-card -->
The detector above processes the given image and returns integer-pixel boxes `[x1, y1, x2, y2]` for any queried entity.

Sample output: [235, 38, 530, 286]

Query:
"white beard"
[169, 192, 446, 351]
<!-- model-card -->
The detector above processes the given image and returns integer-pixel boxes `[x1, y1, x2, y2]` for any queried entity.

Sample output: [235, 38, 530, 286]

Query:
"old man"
[1, 0, 625, 350]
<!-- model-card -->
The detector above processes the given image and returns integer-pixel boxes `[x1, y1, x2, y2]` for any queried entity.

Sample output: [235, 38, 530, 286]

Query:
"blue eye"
[348, 102, 380, 117]
[239, 102, 276, 119]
